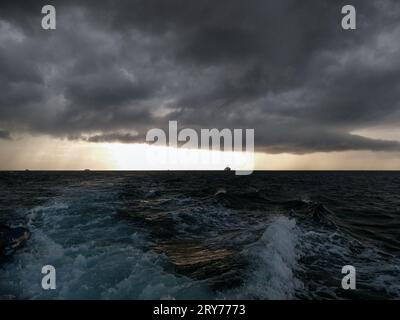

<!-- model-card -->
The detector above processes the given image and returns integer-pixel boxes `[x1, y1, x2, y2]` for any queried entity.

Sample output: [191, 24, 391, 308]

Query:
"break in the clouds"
[0, 0, 400, 154]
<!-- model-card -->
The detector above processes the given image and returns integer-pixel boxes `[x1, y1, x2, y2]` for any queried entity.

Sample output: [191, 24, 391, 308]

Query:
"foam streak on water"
[222, 216, 303, 299]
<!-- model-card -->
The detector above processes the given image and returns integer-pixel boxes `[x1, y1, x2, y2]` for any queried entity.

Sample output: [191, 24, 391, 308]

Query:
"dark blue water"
[0, 172, 399, 299]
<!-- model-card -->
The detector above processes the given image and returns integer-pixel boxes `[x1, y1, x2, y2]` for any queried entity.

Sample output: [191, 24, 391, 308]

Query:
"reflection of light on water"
[106, 143, 254, 171]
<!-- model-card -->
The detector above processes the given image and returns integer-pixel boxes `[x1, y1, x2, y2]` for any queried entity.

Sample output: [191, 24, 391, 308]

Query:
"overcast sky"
[0, 0, 400, 169]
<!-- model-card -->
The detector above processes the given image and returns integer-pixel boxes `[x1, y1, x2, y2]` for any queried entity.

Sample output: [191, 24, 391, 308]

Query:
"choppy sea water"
[0, 171, 399, 300]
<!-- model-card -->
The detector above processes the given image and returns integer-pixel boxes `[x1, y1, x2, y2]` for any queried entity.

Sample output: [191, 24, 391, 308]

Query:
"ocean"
[0, 171, 399, 299]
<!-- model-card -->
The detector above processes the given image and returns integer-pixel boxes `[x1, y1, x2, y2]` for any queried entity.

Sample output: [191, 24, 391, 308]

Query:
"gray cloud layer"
[1, 0, 400, 153]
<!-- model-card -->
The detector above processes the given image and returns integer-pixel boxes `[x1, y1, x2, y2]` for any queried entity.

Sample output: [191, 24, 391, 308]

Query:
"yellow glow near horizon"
[0, 135, 254, 171]
[106, 143, 254, 171]
[1, 135, 400, 170]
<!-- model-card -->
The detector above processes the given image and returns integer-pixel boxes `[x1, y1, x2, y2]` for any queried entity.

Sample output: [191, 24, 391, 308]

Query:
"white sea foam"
[0, 189, 211, 300]
[3, 184, 399, 300]
[223, 215, 303, 299]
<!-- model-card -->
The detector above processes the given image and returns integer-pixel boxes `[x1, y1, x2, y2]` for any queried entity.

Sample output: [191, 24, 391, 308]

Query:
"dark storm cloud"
[0, 130, 11, 140]
[0, 0, 400, 153]
[83, 132, 142, 144]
